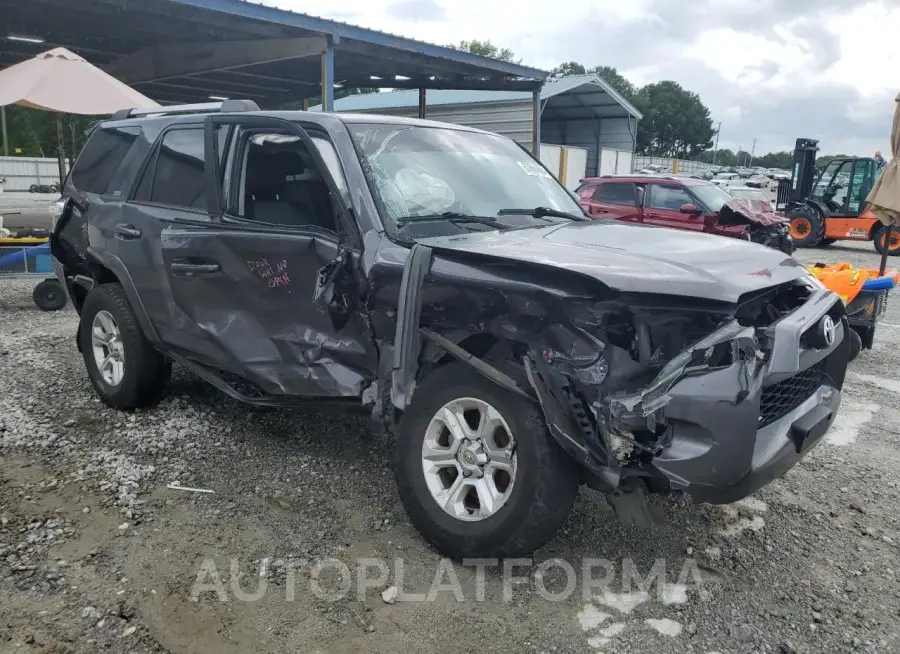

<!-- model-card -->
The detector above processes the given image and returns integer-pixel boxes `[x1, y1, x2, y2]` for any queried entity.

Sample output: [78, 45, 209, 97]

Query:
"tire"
[847, 328, 863, 362]
[29, 184, 39, 193]
[32, 279, 67, 311]
[820, 238, 837, 247]
[787, 205, 825, 248]
[79, 283, 169, 409]
[873, 224, 900, 257]
[394, 362, 579, 559]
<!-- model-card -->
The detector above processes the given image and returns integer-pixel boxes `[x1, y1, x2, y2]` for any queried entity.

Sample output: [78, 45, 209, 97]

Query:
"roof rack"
[111, 99, 260, 121]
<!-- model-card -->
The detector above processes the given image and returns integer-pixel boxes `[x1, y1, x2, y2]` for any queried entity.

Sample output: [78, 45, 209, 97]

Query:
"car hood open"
[417, 220, 810, 303]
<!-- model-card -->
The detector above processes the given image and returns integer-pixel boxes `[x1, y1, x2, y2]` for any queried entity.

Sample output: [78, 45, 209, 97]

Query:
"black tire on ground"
[79, 283, 169, 409]
[820, 238, 837, 247]
[847, 328, 863, 362]
[394, 362, 579, 559]
[786, 205, 826, 248]
[873, 224, 900, 257]
[32, 279, 67, 311]
[29, 184, 39, 193]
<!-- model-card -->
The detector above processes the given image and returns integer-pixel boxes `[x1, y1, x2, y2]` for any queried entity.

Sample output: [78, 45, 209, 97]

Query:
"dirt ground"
[1, 241, 899, 654]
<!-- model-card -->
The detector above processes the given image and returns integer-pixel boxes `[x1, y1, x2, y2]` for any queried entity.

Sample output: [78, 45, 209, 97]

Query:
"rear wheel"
[394, 362, 579, 559]
[873, 224, 900, 256]
[787, 205, 825, 248]
[79, 283, 169, 409]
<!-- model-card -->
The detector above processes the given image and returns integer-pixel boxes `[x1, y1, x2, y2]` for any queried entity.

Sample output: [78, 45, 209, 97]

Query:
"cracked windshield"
[348, 123, 583, 229]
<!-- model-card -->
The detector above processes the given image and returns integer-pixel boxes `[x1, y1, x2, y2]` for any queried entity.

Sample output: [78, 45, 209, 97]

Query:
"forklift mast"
[776, 138, 820, 210]
[790, 138, 819, 202]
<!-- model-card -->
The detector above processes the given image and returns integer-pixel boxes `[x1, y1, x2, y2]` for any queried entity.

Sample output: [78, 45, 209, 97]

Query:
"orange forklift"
[777, 138, 899, 255]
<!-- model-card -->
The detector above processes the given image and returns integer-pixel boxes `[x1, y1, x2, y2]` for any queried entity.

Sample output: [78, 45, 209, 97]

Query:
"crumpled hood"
[417, 220, 810, 303]
[719, 198, 789, 227]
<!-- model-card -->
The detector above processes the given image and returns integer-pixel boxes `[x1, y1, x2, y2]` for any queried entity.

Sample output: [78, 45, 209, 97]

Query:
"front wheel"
[787, 206, 825, 248]
[394, 362, 579, 559]
[873, 224, 900, 256]
[79, 283, 169, 409]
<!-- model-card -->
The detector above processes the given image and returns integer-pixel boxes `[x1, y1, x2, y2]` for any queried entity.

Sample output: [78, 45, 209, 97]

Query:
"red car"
[575, 174, 795, 253]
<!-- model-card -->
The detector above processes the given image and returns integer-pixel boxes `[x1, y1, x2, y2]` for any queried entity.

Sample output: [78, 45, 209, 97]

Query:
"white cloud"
[269, 0, 898, 156]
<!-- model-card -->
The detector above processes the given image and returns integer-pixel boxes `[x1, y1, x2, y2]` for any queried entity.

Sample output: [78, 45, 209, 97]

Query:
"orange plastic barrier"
[806, 262, 899, 305]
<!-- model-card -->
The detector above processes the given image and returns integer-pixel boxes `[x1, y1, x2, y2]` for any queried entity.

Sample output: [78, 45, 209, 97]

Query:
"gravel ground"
[0, 241, 899, 654]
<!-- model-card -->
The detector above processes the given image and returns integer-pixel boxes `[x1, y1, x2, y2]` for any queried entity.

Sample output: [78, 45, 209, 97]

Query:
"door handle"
[170, 260, 220, 275]
[115, 223, 141, 239]
[593, 208, 610, 214]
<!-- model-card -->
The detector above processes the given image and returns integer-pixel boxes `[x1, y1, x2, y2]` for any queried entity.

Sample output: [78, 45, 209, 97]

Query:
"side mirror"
[680, 203, 701, 214]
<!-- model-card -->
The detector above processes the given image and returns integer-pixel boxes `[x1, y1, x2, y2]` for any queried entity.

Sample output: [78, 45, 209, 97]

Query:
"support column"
[320, 35, 335, 112]
[417, 88, 426, 119]
[531, 89, 541, 155]
[1, 106, 8, 156]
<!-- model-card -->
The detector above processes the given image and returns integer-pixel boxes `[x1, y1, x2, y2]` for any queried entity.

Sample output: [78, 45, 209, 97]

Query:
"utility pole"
[711, 121, 722, 167]
[749, 138, 756, 167]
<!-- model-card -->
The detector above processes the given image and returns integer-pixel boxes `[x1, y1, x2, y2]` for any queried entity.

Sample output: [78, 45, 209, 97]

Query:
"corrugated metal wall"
[349, 100, 535, 146]
[543, 117, 636, 177]
[0, 156, 69, 191]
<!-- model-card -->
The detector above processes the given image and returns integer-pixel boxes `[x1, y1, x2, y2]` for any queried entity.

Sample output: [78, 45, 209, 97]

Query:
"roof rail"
[111, 99, 260, 121]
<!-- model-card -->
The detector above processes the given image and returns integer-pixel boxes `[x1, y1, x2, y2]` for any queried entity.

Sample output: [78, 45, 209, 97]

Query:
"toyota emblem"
[820, 315, 836, 347]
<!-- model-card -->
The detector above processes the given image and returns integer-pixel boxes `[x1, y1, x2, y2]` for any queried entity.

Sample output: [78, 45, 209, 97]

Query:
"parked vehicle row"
[51, 102, 851, 559]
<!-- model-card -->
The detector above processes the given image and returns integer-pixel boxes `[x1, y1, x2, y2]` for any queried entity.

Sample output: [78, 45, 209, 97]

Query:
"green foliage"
[453, 40, 519, 63]
[631, 81, 715, 157]
[1, 105, 97, 158]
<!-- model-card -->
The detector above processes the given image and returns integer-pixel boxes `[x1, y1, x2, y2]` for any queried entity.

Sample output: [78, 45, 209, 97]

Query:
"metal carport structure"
[312, 74, 643, 177]
[0, 0, 548, 150]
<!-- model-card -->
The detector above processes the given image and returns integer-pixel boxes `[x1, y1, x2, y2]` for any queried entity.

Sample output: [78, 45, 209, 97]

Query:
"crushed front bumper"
[651, 289, 849, 504]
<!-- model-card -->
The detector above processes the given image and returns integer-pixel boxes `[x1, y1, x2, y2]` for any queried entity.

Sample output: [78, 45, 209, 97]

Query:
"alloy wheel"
[420, 397, 518, 522]
[91, 310, 125, 386]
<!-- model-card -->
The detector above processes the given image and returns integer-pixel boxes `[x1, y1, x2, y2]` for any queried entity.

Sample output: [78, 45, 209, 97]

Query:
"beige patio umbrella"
[0, 47, 159, 183]
[866, 91, 900, 227]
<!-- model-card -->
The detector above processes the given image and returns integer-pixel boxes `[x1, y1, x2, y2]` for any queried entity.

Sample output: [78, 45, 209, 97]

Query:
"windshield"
[346, 123, 583, 230]
[729, 188, 769, 203]
[690, 182, 734, 213]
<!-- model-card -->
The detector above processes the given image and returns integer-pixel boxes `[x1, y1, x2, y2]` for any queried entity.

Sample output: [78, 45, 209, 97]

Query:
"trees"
[631, 81, 715, 158]
[454, 40, 519, 63]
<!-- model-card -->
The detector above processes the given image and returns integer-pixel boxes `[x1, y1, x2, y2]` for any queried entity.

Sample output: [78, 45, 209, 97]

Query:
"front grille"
[758, 362, 825, 428]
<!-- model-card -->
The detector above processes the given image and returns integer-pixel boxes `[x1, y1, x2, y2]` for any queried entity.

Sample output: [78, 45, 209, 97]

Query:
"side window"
[647, 185, 693, 211]
[575, 183, 596, 198]
[230, 132, 336, 231]
[592, 182, 636, 206]
[70, 126, 142, 195]
[132, 127, 206, 210]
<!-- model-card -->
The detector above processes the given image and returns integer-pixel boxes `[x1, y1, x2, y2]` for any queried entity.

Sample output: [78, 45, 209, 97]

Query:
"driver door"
[643, 183, 706, 231]
[157, 115, 378, 399]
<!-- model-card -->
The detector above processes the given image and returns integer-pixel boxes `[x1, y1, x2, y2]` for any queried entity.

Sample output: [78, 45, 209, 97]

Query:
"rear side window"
[133, 127, 206, 211]
[70, 126, 141, 195]
[592, 182, 636, 206]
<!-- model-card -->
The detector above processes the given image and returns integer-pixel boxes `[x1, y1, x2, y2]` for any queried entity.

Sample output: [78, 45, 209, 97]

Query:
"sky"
[272, 0, 900, 157]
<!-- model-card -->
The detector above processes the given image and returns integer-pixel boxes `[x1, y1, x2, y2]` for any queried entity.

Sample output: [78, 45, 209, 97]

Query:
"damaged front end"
[718, 198, 796, 255]
[520, 280, 848, 524]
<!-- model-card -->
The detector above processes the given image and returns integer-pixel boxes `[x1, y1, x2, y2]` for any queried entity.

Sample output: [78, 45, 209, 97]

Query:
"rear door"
[582, 181, 641, 221]
[643, 183, 706, 231]
[155, 114, 377, 398]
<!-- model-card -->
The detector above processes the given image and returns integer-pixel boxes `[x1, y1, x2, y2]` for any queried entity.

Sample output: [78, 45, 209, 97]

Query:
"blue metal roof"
[1, 0, 548, 105]
[310, 74, 643, 120]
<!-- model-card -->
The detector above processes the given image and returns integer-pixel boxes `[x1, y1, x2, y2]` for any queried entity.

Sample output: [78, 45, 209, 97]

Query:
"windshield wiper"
[496, 206, 587, 221]
[396, 212, 510, 230]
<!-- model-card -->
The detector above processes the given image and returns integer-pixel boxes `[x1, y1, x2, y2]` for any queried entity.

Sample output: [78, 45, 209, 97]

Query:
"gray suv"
[51, 100, 851, 559]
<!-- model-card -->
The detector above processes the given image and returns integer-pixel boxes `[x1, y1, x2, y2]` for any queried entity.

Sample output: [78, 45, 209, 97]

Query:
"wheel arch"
[77, 251, 160, 345]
